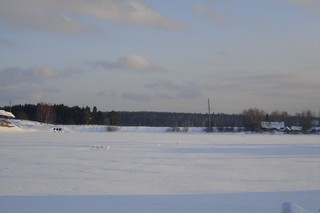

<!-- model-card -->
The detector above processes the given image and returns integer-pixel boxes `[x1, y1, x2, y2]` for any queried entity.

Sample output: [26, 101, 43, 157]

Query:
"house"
[312, 119, 319, 127]
[309, 126, 320, 134]
[0, 109, 15, 118]
[283, 126, 303, 134]
[0, 109, 15, 127]
[261, 121, 285, 131]
[290, 126, 303, 132]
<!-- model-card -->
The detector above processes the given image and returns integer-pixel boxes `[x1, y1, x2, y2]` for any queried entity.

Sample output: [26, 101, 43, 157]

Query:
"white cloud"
[0, 0, 94, 33]
[0, 0, 185, 33]
[117, 55, 153, 71]
[193, 5, 229, 25]
[89, 54, 165, 72]
[80, 0, 186, 30]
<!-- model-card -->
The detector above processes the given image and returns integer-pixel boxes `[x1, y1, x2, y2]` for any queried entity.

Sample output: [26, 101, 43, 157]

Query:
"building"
[261, 121, 285, 131]
[283, 126, 303, 134]
[0, 109, 15, 127]
[0, 109, 15, 119]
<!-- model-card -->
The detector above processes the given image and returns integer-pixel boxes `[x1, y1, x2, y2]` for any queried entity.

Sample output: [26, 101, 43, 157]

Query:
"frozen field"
[0, 122, 320, 212]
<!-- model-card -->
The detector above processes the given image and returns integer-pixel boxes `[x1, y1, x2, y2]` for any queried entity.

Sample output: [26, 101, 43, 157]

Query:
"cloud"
[145, 80, 202, 100]
[122, 92, 151, 102]
[0, 37, 21, 47]
[117, 55, 154, 71]
[0, 1, 95, 33]
[0, 66, 85, 87]
[0, 0, 185, 33]
[0, 66, 61, 86]
[177, 88, 201, 100]
[97, 90, 117, 97]
[193, 5, 229, 25]
[2, 84, 58, 102]
[83, 0, 186, 30]
[89, 54, 165, 72]
[145, 79, 180, 90]
[209, 72, 320, 100]
[0, 66, 78, 105]
[110, 80, 202, 103]
[285, 0, 319, 11]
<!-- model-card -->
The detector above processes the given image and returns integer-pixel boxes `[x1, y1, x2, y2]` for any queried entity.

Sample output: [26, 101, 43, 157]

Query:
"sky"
[0, 0, 319, 114]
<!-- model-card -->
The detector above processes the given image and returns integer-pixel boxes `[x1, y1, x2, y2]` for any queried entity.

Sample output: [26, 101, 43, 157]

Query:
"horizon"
[1, 0, 319, 114]
[2, 101, 319, 116]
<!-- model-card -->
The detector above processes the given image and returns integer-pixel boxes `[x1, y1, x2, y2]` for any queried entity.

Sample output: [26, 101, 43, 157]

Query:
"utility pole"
[10, 100, 12, 112]
[208, 98, 212, 132]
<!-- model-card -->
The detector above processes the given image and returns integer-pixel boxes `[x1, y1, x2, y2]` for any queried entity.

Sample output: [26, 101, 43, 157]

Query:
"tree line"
[113, 109, 319, 133]
[2, 103, 105, 125]
[1, 103, 319, 132]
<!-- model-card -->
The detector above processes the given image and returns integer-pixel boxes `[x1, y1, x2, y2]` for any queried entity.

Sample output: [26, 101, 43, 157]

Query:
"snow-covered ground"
[1, 120, 320, 212]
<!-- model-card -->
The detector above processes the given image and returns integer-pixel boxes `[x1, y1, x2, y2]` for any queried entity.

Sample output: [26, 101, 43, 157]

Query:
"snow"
[291, 126, 303, 131]
[5, 119, 206, 133]
[282, 202, 315, 213]
[0, 120, 320, 212]
[0, 109, 15, 118]
[261, 121, 285, 130]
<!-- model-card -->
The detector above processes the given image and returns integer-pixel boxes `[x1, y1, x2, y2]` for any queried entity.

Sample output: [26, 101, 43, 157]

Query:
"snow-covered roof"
[0, 109, 15, 118]
[290, 126, 303, 131]
[261, 121, 284, 130]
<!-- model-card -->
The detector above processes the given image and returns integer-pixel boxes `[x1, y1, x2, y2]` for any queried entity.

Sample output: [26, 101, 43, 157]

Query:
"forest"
[2, 103, 105, 125]
[1, 103, 319, 133]
[116, 110, 318, 132]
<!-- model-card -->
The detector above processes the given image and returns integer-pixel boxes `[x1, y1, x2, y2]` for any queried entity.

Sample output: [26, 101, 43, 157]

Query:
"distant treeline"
[117, 111, 242, 127]
[106, 108, 320, 132]
[109, 109, 318, 132]
[2, 103, 319, 132]
[2, 103, 105, 125]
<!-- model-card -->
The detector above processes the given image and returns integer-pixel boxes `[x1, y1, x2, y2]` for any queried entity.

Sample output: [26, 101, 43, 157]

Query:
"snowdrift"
[2, 119, 207, 133]
[282, 202, 316, 213]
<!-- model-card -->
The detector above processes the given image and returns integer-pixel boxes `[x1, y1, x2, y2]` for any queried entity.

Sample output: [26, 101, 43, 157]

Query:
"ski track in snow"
[0, 120, 320, 212]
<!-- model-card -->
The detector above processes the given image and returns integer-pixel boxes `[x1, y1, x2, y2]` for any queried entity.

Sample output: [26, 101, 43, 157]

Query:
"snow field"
[0, 123, 320, 212]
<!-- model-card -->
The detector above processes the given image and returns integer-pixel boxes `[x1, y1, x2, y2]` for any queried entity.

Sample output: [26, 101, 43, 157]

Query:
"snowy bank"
[5, 119, 207, 133]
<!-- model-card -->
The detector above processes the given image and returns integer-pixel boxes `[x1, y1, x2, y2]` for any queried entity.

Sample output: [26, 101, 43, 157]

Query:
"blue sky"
[0, 0, 319, 114]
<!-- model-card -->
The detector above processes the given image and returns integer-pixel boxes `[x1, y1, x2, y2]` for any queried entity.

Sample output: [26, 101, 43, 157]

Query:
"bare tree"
[242, 108, 266, 131]
[36, 103, 56, 124]
[296, 110, 314, 132]
[270, 110, 289, 124]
